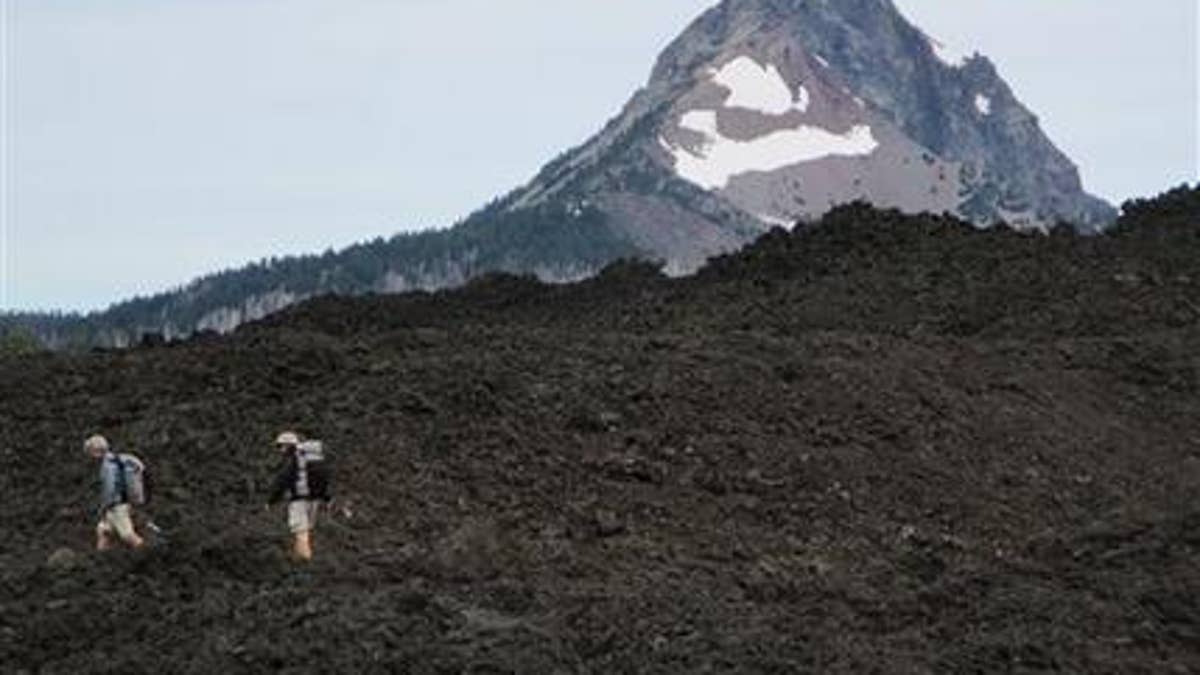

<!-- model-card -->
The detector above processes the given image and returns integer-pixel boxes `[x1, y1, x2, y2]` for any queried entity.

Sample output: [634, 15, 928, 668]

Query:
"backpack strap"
[109, 453, 128, 504]
[293, 447, 309, 499]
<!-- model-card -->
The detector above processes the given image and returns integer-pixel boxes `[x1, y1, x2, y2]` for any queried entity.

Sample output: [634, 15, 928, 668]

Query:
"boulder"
[45, 547, 82, 573]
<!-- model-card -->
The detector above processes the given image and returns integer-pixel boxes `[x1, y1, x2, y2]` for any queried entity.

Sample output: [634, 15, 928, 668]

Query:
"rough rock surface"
[1, 194, 1196, 673]
[43, 548, 82, 574]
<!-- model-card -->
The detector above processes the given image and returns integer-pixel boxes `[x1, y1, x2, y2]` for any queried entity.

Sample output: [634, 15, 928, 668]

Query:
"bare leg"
[123, 530, 146, 549]
[292, 531, 313, 561]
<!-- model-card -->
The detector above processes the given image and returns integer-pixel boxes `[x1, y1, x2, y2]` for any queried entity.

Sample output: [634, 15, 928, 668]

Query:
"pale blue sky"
[3, 0, 1197, 312]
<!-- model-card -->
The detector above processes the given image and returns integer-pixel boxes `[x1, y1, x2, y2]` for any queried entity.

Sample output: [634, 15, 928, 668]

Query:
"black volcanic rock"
[1, 192, 1197, 672]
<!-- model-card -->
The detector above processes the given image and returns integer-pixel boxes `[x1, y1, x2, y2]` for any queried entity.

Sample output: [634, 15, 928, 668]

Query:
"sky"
[2, 0, 1197, 313]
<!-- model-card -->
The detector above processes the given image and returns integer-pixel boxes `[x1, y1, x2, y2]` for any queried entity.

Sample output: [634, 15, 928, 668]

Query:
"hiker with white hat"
[268, 431, 332, 561]
[85, 434, 147, 551]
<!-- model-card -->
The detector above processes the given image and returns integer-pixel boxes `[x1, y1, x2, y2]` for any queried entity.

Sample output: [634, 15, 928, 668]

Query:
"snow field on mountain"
[663, 110, 878, 190]
[660, 55, 878, 190]
[710, 56, 809, 115]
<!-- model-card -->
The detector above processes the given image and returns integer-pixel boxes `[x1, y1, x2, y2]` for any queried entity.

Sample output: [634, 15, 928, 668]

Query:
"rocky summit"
[0, 189, 1196, 673]
[7, 0, 1117, 348]
[511, 0, 1116, 273]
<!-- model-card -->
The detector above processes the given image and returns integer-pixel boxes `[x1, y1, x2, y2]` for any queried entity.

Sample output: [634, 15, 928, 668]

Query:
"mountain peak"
[513, 0, 1114, 258]
[9, 2, 1119, 347]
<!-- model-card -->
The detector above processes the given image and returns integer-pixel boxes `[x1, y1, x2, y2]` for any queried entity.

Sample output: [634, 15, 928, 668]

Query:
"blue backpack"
[111, 453, 151, 506]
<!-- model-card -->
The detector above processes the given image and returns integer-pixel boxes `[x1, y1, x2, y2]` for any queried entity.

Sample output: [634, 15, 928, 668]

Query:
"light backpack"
[111, 453, 150, 506]
[298, 440, 324, 464]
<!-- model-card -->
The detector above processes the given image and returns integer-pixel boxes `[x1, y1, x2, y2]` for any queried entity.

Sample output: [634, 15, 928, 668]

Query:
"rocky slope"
[7, 0, 1116, 348]
[0, 189, 1195, 673]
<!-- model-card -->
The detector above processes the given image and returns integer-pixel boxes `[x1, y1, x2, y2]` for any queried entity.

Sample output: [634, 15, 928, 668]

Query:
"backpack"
[296, 441, 332, 501]
[111, 453, 151, 506]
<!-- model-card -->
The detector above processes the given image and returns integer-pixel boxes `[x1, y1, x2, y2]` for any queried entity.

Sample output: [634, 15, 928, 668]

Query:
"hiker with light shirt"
[268, 431, 332, 561]
[85, 434, 146, 551]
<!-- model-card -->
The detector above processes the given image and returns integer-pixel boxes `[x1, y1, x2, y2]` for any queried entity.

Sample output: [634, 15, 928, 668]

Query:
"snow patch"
[975, 94, 992, 116]
[813, 54, 830, 69]
[710, 56, 808, 115]
[757, 213, 796, 229]
[663, 110, 879, 191]
[678, 110, 718, 135]
[796, 85, 811, 114]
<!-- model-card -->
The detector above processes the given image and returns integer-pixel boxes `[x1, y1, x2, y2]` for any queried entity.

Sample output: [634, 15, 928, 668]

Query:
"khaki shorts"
[97, 503, 137, 541]
[288, 500, 320, 534]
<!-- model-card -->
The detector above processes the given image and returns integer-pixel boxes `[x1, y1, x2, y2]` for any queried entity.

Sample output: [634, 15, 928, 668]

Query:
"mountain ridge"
[6, 0, 1117, 348]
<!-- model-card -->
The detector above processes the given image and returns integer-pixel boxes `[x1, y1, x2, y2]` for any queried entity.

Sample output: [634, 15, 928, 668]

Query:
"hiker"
[268, 431, 332, 561]
[85, 434, 146, 551]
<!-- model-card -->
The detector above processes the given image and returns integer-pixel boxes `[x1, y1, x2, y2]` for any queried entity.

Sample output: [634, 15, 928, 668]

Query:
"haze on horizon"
[3, 0, 1197, 313]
